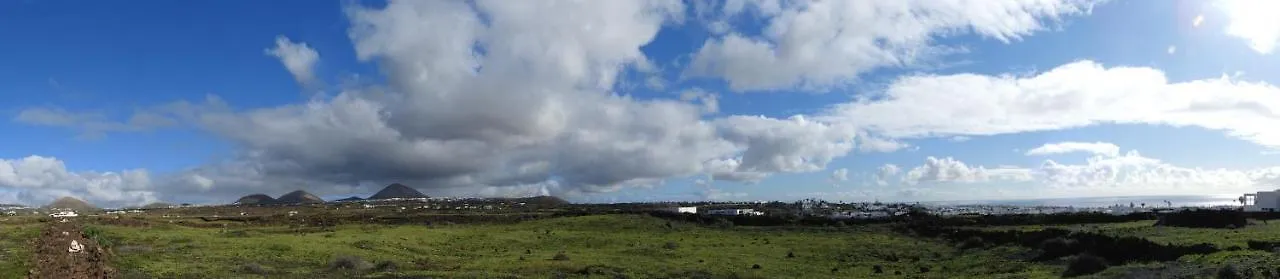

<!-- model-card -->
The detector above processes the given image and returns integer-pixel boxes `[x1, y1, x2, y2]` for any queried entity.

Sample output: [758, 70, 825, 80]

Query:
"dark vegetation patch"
[330, 255, 372, 271]
[1062, 254, 1108, 277]
[552, 251, 570, 261]
[911, 225, 1220, 265]
[1155, 209, 1247, 228]
[238, 263, 269, 275]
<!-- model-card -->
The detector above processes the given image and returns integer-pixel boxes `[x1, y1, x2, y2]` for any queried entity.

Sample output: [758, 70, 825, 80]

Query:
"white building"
[1244, 191, 1280, 212]
[49, 211, 78, 218]
[705, 208, 763, 216]
[663, 206, 698, 214]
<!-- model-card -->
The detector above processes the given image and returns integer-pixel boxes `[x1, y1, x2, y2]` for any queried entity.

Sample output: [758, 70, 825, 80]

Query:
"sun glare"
[1218, 0, 1280, 53]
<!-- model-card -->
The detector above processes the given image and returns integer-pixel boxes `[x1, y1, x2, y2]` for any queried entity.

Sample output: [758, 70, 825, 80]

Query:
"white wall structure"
[705, 208, 763, 216]
[663, 206, 697, 214]
[1244, 191, 1280, 212]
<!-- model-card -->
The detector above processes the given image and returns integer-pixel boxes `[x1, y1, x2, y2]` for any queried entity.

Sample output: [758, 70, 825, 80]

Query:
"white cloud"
[1218, 0, 1280, 54]
[679, 88, 720, 114]
[265, 36, 321, 86]
[904, 156, 1034, 184]
[823, 60, 1280, 149]
[1025, 141, 1120, 157]
[685, 0, 1100, 91]
[894, 147, 1280, 198]
[874, 164, 900, 186]
[1038, 150, 1264, 194]
[112, 0, 860, 202]
[831, 168, 848, 182]
[0, 156, 157, 207]
[1167, 45, 1177, 54]
[856, 132, 909, 153]
[14, 107, 178, 139]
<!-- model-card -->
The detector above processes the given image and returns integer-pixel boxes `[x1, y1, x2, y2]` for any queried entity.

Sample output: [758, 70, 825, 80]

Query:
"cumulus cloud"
[0, 156, 157, 207]
[894, 146, 1280, 198]
[265, 36, 321, 86]
[1025, 141, 1120, 157]
[823, 60, 1280, 149]
[679, 88, 720, 114]
[1218, 0, 1280, 54]
[685, 0, 1100, 91]
[128, 0, 858, 202]
[904, 157, 1034, 185]
[831, 168, 848, 182]
[1037, 150, 1275, 195]
[874, 164, 901, 186]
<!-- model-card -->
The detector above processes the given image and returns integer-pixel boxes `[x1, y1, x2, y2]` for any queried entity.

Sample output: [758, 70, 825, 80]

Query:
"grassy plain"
[0, 220, 39, 279]
[93, 214, 1059, 279]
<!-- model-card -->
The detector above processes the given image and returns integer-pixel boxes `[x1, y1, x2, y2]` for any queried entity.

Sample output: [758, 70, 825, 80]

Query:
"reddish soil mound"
[29, 221, 115, 279]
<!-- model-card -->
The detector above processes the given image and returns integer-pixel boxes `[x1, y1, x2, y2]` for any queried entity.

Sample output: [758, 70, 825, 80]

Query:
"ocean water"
[923, 195, 1242, 208]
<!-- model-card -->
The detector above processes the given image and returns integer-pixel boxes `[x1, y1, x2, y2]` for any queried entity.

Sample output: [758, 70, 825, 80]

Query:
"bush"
[873, 265, 883, 274]
[238, 263, 268, 275]
[552, 251, 570, 261]
[81, 226, 114, 249]
[751, 264, 761, 269]
[264, 243, 291, 252]
[664, 241, 679, 250]
[713, 218, 734, 229]
[1062, 254, 1108, 277]
[1217, 264, 1242, 279]
[1039, 237, 1077, 260]
[957, 236, 985, 250]
[352, 240, 375, 250]
[330, 255, 371, 270]
[373, 260, 397, 272]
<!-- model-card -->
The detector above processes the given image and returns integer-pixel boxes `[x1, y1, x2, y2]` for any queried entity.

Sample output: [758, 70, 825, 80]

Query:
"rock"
[68, 240, 83, 253]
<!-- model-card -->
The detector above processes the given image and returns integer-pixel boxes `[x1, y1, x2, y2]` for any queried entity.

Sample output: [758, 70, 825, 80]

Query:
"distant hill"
[277, 190, 324, 204]
[45, 197, 98, 211]
[235, 194, 276, 205]
[368, 183, 428, 200]
[334, 196, 364, 202]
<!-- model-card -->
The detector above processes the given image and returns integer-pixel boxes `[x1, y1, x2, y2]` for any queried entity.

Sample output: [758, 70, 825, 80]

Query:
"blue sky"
[4, 0, 1280, 207]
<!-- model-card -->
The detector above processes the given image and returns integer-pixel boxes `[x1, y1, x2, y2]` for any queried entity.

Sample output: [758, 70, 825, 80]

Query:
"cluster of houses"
[661, 206, 764, 216]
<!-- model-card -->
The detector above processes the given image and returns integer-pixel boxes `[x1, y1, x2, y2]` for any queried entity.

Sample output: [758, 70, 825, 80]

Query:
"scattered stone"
[68, 240, 83, 253]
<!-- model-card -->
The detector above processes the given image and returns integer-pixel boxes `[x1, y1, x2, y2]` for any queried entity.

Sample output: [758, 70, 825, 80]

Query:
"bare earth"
[29, 220, 115, 279]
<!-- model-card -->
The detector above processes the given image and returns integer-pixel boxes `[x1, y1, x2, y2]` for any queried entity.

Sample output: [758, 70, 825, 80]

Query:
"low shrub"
[664, 241, 679, 250]
[1062, 254, 1108, 277]
[330, 255, 371, 270]
[552, 251, 570, 261]
[238, 263, 268, 275]
[1217, 264, 1242, 279]
[957, 236, 985, 250]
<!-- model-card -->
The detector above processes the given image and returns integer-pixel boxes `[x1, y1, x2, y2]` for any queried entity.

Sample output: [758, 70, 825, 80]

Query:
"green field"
[93, 214, 1060, 279]
[0, 221, 38, 278]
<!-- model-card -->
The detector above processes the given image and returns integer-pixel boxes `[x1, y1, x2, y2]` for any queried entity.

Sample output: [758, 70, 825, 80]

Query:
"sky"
[4, 0, 1280, 207]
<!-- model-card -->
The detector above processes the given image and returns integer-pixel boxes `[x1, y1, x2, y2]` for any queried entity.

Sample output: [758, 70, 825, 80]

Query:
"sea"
[919, 194, 1242, 208]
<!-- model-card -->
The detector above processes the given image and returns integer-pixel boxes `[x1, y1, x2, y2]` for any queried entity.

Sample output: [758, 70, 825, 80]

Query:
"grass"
[94, 214, 1060, 278]
[0, 220, 39, 278]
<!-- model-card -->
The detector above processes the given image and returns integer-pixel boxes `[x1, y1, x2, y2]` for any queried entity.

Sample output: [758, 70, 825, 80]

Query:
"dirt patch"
[28, 220, 116, 279]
